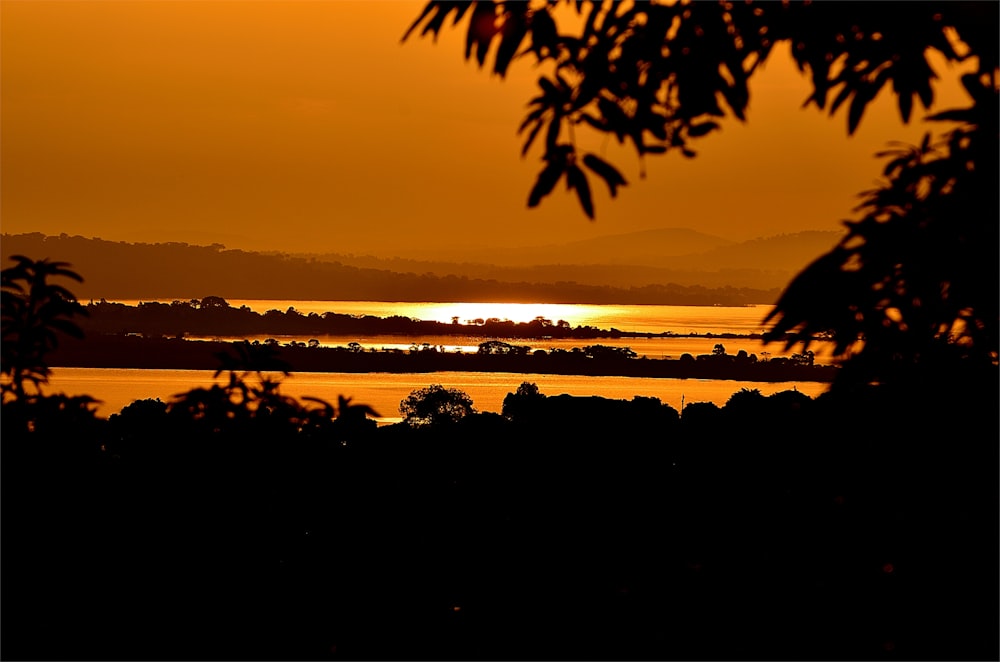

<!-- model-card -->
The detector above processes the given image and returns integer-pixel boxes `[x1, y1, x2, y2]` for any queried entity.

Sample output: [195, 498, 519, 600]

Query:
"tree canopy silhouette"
[1, 255, 87, 402]
[404, 0, 998, 389]
[400, 383, 477, 427]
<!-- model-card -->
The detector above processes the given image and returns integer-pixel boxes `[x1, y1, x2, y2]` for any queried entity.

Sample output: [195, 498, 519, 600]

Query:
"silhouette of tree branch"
[404, 0, 999, 388]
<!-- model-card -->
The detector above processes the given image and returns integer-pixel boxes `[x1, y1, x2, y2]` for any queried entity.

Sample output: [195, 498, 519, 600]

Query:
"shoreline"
[50, 335, 838, 383]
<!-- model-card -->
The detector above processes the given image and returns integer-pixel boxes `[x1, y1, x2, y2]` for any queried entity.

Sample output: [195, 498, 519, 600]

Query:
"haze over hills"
[1, 229, 842, 305]
[294, 228, 842, 289]
[657, 230, 844, 271]
[379, 227, 739, 266]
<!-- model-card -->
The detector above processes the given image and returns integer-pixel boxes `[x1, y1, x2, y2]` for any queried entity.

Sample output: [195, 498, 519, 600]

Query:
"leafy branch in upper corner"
[404, 1, 995, 218]
[404, 1, 998, 389]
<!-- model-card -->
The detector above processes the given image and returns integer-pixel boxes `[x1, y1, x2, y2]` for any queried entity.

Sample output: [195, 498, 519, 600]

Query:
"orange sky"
[1, 0, 974, 256]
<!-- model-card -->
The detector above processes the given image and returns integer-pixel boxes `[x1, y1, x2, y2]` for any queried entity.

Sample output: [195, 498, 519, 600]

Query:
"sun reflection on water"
[107, 299, 774, 335]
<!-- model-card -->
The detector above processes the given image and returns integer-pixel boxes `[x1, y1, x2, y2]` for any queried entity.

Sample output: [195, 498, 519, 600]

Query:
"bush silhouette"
[400, 383, 477, 427]
[1, 255, 87, 401]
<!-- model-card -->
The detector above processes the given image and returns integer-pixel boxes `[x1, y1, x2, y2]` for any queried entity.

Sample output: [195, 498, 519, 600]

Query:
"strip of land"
[50, 335, 838, 383]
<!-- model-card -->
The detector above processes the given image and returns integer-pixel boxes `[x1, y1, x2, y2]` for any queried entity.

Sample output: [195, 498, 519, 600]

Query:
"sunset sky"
[1, 0, 973, 256]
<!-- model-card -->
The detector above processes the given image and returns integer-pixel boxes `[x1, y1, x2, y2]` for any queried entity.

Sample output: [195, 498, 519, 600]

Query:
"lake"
[114, 299, 833, 360]
[50, 368, 831, 425]
[109, 299, 779, 334]
[53, 300, 837, 421]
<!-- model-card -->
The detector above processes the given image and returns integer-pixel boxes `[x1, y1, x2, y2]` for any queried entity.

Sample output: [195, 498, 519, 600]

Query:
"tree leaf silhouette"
[566, 164, 594, 219]
[493, 6, 528, 76]
[467, 1, 499, 67]
[687, 121, 720, 138]
[528, 161, 564, 208]
[582, 153, 627, 198]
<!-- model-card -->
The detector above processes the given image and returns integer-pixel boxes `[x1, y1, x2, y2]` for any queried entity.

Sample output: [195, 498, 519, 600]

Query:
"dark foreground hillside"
[2, 377, 997, 661]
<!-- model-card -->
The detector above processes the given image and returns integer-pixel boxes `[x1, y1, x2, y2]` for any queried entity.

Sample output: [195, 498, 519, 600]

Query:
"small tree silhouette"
[400, 384, 476, 427]
[168, 340, 380, 441]
[515, 381, 542, 397]
[1, 255, 87, 402]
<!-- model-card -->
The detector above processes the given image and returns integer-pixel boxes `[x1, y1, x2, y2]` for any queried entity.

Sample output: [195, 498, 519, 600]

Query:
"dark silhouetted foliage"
[1, 255, 87, 401]
[3, 294, 997, 660]
[764, 95, 998, 388]
[400, 383, 477, 427]
[404, 0, 999, 390]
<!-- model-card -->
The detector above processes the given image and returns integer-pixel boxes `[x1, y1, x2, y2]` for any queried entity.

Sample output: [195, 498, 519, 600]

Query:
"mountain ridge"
[1, 229, 841, 304]
[384, 227, 738, 266]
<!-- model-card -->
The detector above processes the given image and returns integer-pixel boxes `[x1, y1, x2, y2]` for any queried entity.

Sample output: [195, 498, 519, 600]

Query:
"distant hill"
[296, 228, 843, 290]
[1, 233, 782, 306]
[662, 230, 844, 271]
[389, 227, 737, 266]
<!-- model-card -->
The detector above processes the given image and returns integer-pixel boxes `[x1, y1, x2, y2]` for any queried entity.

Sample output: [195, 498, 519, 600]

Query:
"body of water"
[107, 299, 779, 335]
[185, 334, 830, 361]
[49, 367, 831, 425]
[54, 300, 836, 421]
[115, 299, 833, 360]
